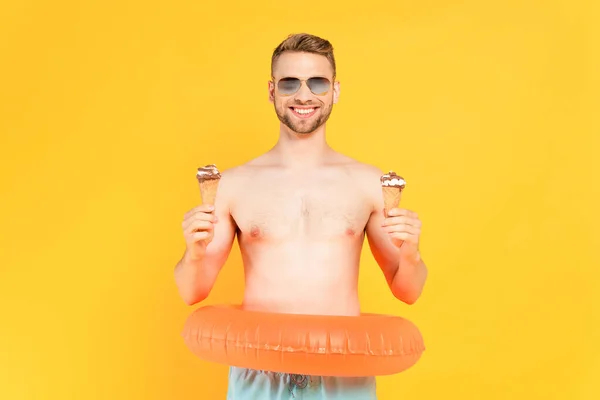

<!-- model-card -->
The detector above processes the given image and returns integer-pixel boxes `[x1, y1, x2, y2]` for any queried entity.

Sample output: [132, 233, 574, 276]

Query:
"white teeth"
[294, 108, 315, 115]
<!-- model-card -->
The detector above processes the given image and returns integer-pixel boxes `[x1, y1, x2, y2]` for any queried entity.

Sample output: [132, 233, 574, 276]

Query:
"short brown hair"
[271, 33, 336, 79]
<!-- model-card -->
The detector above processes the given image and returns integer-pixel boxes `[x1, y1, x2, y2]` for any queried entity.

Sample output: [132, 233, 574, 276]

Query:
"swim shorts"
[226, 367, 377, 399]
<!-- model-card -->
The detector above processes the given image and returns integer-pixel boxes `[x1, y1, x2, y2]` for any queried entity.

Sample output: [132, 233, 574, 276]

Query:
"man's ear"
[268, 80, 275, 103]
[333, 80, 341, 104]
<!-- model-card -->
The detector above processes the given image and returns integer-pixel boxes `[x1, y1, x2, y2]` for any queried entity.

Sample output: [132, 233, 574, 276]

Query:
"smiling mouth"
[290, 107, 318, 118]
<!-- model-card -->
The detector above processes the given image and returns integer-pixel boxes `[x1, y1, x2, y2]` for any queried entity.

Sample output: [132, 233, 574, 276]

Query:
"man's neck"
[270, 124, 333, 168]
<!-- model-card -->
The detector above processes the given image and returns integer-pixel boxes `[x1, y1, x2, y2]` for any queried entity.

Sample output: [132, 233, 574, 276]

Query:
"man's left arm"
[363, 166, 428, 304]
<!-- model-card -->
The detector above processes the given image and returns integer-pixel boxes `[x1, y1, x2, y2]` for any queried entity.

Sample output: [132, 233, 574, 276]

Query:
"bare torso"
[225, 153, 377, 316]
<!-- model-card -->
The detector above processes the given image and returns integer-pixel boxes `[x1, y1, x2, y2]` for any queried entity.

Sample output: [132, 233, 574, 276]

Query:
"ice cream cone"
[196, 164, 221, 205]
[199, 179, 219, 205]
[382, 186, 402, 217]
[381, 171, 406, 217]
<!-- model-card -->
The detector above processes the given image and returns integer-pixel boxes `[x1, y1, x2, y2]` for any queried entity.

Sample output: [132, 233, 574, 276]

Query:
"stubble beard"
[274, 101, 334, 135]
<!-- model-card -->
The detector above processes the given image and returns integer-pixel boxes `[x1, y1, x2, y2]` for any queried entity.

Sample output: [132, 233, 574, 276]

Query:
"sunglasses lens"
[276, 77, 331, 96]
[307, 77, 331, 95]
[277, 78, 301, 95]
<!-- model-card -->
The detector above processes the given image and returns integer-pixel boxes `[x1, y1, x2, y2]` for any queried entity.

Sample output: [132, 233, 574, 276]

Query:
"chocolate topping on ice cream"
[381, 171, 406, 189]
[196, 164, 221, 182]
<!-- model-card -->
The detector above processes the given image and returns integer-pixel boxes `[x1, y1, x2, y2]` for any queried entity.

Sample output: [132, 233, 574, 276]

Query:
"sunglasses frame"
[272, 76, 332, 97]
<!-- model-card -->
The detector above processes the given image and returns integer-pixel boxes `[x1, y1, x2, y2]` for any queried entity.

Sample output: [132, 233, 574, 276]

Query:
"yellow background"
[1, 0, 598, 399]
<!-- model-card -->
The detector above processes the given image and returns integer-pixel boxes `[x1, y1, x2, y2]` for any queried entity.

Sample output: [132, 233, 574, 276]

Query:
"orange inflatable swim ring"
[182, 305, 425, 377]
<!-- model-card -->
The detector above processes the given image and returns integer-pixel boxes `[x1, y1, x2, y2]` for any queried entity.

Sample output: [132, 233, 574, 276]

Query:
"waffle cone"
[199, 179, 219, 205]
[382, 186, 402, 217]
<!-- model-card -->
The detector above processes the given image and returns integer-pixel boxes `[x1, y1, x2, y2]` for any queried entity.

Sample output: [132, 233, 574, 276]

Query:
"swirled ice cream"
[381, 171, 406, 189]
[196, 164, 221, 205]
[196, 164, 221, 182]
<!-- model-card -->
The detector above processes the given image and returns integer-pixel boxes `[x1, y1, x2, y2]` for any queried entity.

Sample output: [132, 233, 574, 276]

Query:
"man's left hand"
[381, 208, 422, 263]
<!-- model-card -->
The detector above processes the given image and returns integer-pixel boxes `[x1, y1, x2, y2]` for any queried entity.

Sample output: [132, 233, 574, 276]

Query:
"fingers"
[386, 208, 418, 219]
[383, 209, 421, 248]
[186, 224, 215, 246]
[190, 230, 213, 242]
[382, 215, 422, 228]
[182, 213, 217, 231]
[181, 205, 218, 252]
[389, 231, 417, 244]
[184, 219, 215, 235]
[382, 210, 421, 237]
[382, 223, 421, 236]
[182, 207, 218, 231]
[183, 204, 215, 220]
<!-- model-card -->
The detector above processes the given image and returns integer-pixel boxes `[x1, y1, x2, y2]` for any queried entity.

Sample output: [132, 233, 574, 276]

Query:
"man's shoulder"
[336, 158, 383, 209]
[218, 165, 246, 184]
[354, 161, 384, 177]
[217, 157, 264, 186]
[338, 155, 383, 179]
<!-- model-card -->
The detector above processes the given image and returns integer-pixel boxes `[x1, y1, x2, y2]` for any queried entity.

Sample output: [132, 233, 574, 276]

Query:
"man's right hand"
[182, 204, 218, 261]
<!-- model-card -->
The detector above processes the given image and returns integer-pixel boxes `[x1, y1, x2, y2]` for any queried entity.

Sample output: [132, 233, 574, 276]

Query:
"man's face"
[269, 52, 340, 135]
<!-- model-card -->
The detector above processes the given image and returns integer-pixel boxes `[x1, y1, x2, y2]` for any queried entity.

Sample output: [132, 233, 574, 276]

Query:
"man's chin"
[287, 123, 320, 135]
[276, 109, 331, 135]
[277, 116, 318, 135]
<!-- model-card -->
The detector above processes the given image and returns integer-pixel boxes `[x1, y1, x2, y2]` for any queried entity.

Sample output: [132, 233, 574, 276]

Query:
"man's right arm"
[174, 171, 237, 305]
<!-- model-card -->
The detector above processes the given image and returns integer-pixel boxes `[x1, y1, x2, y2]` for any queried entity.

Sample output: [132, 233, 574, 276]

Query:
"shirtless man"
[174, 33, 428, 399]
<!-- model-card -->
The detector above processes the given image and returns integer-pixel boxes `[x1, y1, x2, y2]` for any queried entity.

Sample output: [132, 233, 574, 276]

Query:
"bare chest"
[231, 178, 372, 241]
